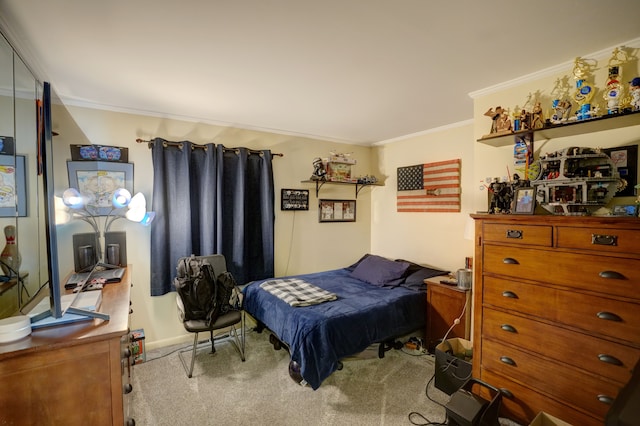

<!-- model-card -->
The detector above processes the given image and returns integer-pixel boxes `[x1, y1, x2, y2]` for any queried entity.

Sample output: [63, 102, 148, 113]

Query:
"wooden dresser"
[471, 215, 640, 425]
[0, 267, 134, 426]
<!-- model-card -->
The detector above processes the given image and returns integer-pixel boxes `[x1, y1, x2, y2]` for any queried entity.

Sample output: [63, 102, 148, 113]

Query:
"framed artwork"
[0, 155, 27, 217]
[67, 161, 134, 216]
[512, 187, 535, 214]
[603, 144, 637, 197]
[281, 188, 309, 211]
[319, 199, 356, 222]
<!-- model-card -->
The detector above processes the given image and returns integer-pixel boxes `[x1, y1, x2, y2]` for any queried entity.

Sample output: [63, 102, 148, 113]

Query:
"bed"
[242, 254, 447, 389]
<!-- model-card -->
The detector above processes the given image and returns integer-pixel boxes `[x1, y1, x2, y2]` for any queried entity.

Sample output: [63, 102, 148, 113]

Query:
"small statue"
[530, 102, 544, 129]
[484, 106, 512, 136]
[630, 77, 640, 111]
[310, 157, 327, 181]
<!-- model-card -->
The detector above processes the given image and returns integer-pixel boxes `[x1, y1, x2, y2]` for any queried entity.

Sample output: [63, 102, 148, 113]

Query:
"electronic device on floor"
[445, 378, 502, 426]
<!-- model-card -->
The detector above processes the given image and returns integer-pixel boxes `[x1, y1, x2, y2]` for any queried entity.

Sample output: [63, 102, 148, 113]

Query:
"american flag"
[397, 159, 461, 212]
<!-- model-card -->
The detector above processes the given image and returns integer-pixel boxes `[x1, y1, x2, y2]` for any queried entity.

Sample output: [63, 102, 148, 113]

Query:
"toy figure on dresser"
[310, 157, 327, 181]
[629, 77, 640, 111]
[487, 178, 511, 214]
[483, 106, 512, 137]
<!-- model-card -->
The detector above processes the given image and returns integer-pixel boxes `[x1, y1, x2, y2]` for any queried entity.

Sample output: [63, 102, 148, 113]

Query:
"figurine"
[530, 102, 544, 129]
[603, 47, 629, 115]
[310, 157, 327, 181]
[630, 77, 640, 111]
[484, 106, 512, 136]
[572, 57, 596, 120]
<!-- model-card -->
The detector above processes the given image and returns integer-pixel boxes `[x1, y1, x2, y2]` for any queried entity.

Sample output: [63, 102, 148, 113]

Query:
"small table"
[424, 276, 471, 353]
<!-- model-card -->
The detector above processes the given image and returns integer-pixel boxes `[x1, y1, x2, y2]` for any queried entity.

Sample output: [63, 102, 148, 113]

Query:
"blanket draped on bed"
[260, 278, 337, 307]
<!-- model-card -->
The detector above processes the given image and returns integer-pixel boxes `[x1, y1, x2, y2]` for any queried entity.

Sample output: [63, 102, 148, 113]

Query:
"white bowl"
[0, 315, 32, 343]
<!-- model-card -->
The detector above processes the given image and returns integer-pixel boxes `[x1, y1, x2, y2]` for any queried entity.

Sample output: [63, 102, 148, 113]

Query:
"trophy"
[572, 57, 596, 120]
[603, 47, 629, 115]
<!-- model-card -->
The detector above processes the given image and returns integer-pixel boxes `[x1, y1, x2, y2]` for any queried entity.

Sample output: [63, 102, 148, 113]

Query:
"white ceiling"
[2, 0, 640, 144]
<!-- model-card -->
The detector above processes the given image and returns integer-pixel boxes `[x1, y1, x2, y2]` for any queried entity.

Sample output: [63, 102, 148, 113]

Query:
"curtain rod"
[135, 138, 283, 157]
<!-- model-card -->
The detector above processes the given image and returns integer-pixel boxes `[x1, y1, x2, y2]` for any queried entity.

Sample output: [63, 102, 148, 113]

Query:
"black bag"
[216, 271, 241, 315]
[175, 256, 219, 325]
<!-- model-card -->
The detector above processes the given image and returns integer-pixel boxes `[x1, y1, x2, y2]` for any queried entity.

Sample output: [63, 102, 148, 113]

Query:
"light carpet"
[130, 330, 450, 425]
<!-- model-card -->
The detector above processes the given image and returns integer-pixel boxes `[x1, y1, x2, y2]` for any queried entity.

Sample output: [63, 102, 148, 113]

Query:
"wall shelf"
[301, 180, 384, 197]
[477, 110, 640, 147]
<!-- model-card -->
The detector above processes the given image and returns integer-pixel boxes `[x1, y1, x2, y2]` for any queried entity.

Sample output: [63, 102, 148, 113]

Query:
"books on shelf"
[65, 267, 125, 289]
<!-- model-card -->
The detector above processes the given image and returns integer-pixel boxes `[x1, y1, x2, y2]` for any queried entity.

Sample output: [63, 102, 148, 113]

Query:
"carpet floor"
[130, 329, 450, 425]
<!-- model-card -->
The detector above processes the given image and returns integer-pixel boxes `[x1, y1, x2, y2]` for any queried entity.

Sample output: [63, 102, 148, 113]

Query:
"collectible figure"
[310, 157, 327, 181]
[630, 77, 640, 111]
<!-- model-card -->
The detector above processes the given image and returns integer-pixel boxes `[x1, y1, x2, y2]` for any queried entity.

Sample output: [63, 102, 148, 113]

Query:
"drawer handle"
[597, 311, 622, 322]
[500, 324, 517, 333]
[597, 394, 614, 405]
[500, 356, 516, 366]
[502, 257, 519, 265]
[598, 354, 623, 366]
[502, 291, 519, 299]
[506, 229, 523, 239]
[599, 270, 626, 280]
[499, 388, 514, 398]
[124, 383, 133, 394]
[592, 234, 618, 246]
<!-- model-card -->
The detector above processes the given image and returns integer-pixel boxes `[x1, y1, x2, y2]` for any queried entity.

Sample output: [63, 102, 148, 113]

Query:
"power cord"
[407, 370, 448, 425]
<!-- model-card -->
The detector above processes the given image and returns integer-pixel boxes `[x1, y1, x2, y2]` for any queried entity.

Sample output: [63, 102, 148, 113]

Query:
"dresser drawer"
[482, 308, 639, 385]
[482, 340, 619, 420]
[483, 245, 640, 301]
[480, 368, 601, 426]
[557, 226, 640, 255]
[482, 223, 552, 247]
[483, 277, 640, 344]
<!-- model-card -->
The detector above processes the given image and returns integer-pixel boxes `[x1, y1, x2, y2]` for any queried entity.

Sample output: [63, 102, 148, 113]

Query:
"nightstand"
[424, 277, 471, 353]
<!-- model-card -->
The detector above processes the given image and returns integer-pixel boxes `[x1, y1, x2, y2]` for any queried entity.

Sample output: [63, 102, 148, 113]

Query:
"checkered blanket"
[259, 278, 338, 307]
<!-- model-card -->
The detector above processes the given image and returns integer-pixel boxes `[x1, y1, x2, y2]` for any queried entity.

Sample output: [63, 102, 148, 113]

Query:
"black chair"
[176, 254, 245, 378]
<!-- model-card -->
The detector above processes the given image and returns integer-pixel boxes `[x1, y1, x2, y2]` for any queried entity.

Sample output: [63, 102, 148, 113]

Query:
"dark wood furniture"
[471, 215, 640, 425]
[0, 267, 134, 426]
[424, 277, 471, 353]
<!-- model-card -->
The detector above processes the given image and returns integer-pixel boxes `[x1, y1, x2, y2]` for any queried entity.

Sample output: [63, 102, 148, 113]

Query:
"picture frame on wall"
[0, 155, 27, 217]
[603, 144, 637, 198]
[512, 187, 535, 214]
[319, 199, 356, 222]
[281, 188, 309, 211]
[67, 161, 134, 216]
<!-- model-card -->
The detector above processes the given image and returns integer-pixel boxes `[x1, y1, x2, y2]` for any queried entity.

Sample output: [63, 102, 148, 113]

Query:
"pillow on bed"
[345, 253, 372, 272]
[350, 254, 410, 287]
[396, 259, 449, 290]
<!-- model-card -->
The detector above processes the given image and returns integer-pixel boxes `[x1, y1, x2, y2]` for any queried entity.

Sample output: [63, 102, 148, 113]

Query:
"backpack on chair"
[174, 256, 219, 325]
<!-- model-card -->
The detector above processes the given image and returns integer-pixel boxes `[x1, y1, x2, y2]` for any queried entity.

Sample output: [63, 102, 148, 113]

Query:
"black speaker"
[72, 233, 98, 272]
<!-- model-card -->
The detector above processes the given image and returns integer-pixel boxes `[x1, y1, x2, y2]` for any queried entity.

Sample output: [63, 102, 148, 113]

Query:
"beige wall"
[370, 122, 475, 273]
[51, 104, 375, 348]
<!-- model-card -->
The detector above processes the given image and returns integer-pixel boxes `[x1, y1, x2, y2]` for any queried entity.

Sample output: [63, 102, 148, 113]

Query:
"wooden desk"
[424, 277, 471, 353]
[0, 267, 133, 426]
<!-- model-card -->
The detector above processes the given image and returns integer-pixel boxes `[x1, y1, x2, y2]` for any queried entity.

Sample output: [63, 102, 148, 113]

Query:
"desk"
[0, 266, 133, 426]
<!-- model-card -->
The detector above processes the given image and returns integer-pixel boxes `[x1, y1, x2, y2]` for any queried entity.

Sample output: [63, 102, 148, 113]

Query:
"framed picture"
[512, 187, 535, 214]
[0, 155, 27, 217]
[281, 188, 309, 211]
[67, 161, 134, 216]
[319, 199, 356, 222]
[70, 144, 129, 162]
[603, 144, 637, 197]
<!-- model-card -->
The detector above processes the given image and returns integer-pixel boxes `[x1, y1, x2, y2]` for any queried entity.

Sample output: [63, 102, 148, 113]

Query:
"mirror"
[0, 31, 48, 319]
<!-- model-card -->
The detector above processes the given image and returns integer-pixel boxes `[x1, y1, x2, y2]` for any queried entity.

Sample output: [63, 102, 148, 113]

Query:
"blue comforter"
[243, 268, 426, 389]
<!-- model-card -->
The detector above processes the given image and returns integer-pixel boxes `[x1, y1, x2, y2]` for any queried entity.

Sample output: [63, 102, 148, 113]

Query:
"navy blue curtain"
[149, 139, 274, 296]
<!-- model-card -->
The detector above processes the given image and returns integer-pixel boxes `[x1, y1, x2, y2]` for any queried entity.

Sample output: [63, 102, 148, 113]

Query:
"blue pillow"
[350, 255, 410, 287]
[401, 266, 449, 291]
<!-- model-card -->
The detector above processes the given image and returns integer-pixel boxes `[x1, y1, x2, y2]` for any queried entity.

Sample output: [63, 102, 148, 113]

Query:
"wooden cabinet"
[471, 215, 640, 425]
[424, 278, 471, 353]
[0, 267, 134, 426]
